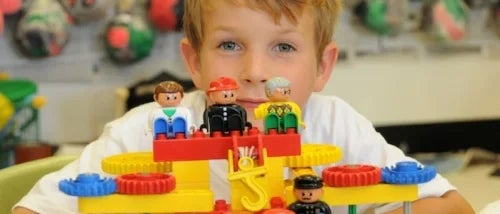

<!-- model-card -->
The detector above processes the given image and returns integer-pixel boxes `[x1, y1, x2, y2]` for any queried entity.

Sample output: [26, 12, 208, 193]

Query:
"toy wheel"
[101, 152, 171, 175]
[59, 173, 116, 197]
[284, 144, 342, 168]
[116, 173, 176, 194]
[382, 161, 437, 184]
[322, 164, 381, 187]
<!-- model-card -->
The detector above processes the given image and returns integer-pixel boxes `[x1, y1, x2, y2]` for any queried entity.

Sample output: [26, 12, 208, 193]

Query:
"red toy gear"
[116, 173, 176, 195]
[322, 164, 382, 187]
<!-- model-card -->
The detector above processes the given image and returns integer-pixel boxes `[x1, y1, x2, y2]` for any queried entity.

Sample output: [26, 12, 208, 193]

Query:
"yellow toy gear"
[0, 92, 14, 130]
[284, 144, 342, 168]
[101, 152, 171, 175]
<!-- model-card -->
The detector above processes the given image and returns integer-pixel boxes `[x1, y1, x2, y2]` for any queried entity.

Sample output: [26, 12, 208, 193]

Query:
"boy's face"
[209, 90, 237, 105]
[156, 92, 182, 107]
[181, 1, 337, 128]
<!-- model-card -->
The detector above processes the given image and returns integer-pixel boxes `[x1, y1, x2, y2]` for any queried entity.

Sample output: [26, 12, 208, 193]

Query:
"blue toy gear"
[382, 161, 437, 184]
[59, 173, 116, 197]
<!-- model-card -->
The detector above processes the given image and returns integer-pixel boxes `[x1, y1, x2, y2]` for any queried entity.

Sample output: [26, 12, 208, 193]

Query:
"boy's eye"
[218, 41, 240, 51]
[274, 43, 295, 52]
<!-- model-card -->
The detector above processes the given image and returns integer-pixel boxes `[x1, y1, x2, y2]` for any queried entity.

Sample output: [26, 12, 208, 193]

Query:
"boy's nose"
[239, 53, 269, 85]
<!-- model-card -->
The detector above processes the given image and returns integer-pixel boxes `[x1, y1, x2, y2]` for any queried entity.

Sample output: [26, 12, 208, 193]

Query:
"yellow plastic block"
[79, 189, 214, 213]
[289, 167, 316, 178]
[228, 149, 270, 212]
[284, 184, 418, 205]
[101, 152, 171, 175]
[172, 160, 209, 189]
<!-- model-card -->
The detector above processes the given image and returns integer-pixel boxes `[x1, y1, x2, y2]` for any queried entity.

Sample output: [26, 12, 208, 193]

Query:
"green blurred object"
[365, 0, 391, 35]
[0, 80, 37, 109]
[0, 155, 77, 212]
[0, 78, 45, 169]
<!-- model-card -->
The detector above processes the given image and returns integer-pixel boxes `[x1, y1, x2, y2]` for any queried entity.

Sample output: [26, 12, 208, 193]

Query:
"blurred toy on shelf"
[58, 0, 112, 24]
[104, 0, 154, 64]
[200, 77, 252, 137]
[14, 0, 71, 58]
[254, 77, 305, 134]
[421, 0, 468, 42]
[147, 0, 184, 31]
[148, 80, 194, 140]
[0, 71, 47, 168]
[352, 0, 409, 36]
[0, 0, 22, 36]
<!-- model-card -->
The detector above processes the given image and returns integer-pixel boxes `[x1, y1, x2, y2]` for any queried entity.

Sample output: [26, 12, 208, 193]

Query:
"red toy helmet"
[207, 77, 239, 94]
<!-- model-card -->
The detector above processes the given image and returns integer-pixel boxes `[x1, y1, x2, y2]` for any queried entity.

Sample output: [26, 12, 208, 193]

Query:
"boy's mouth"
[236, 98, 267, 109]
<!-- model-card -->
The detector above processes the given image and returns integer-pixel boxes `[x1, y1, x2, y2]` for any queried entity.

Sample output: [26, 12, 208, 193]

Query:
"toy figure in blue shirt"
[288, 175, 331, 214]
[149, 81, 194, 139]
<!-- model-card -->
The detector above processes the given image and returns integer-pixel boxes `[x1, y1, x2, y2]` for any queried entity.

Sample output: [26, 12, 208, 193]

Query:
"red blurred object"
[106, 26, 129, 48]
[148, 0, 179, 31]
[0, 0, 22, 14]
[0, 10, 4, 36]
[15, 143, 55, 164]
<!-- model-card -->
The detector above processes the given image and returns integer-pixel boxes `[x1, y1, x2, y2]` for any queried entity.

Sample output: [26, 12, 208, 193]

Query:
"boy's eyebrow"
[211, 25, 300, 35]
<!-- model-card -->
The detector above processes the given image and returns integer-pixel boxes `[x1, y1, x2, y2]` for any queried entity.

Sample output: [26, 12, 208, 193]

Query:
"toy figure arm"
[146, 110, 155, 134]
[290, 102, 306, 129]
[253, 103, 269, 120]
[199, 108, 209, 131]
[185, 107, 196, 133]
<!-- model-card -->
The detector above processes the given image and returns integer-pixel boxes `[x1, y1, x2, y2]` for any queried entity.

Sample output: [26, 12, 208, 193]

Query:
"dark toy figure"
[200, 77, 252, 136]
[288, 175, 331, 214]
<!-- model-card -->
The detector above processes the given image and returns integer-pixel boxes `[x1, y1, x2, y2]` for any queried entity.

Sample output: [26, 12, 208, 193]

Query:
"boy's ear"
[314, 42, 338, 92]
[180, 38, 203, 89]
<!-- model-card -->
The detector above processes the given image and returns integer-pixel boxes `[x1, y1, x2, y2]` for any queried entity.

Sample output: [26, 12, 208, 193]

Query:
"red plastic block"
[153, 133, 301, 162]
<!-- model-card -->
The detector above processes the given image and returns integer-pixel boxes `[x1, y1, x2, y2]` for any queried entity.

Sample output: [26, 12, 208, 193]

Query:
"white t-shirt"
[15, 91, 456, 214]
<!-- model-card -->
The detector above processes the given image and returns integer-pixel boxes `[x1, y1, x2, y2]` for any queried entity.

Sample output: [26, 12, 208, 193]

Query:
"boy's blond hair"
[183, 0, 342, 62]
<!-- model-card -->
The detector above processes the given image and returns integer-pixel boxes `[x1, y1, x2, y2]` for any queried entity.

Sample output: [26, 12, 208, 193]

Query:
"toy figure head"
[265, 77, 291, 102]
[154, 81, 184, 107]
[206, 77, 239, 105]
[293, 175, 324, 203]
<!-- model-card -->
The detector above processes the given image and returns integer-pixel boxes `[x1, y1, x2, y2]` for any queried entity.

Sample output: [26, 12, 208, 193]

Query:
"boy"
[13, 1, 474, 213]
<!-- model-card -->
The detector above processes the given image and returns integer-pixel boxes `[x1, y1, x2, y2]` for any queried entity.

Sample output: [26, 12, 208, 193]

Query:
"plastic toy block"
[284, 144, 342, 168]
[289, 167, 317, 178]
[78, 189, 214, 213]
[172, 160, 210, 189]
[284, 184, 418, 205]
[101, 152, 171, 175]
[153, 133, 301, 162]
[227, 149, 270, 212]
